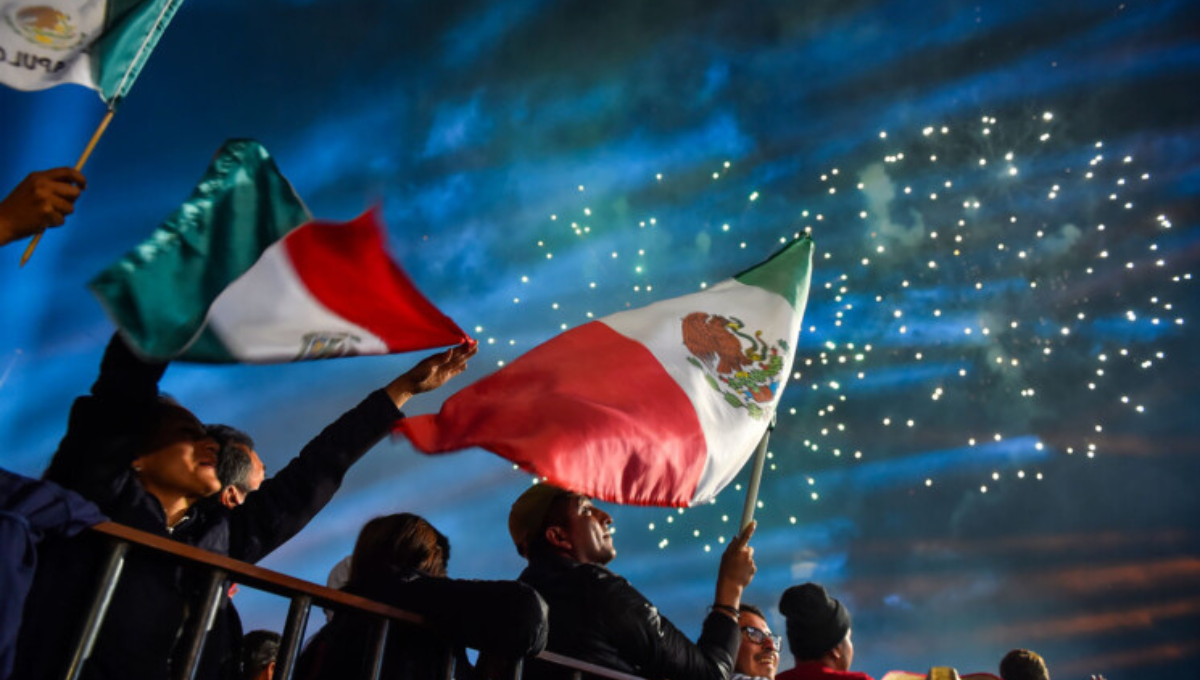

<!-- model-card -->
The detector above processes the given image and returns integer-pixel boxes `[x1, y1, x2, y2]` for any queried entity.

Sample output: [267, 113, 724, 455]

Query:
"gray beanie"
[778, 583, 851, 659]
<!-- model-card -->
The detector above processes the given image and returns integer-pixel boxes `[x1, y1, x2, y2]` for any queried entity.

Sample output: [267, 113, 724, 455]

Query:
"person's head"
[348, 513, 450, 592]
[241, 629, 280, 680]
[778, 583, 854, 671]
[207, 424, 265, 508]
[736, 604, 780, 679]
[999, 649, 1050, 680]
[508, 483, 615, 565]
[130, 399, 222, 505]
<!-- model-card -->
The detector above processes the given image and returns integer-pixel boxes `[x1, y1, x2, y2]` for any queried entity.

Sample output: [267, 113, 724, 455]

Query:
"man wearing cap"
[776, 583, 874, 680]
[508, 483, 758, 680]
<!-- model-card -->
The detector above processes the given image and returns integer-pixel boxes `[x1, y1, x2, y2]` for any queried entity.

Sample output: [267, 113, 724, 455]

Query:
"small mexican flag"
[0, 0, 184, 104]
[397, 237, 813, 507]
[90, 139, 468, 363]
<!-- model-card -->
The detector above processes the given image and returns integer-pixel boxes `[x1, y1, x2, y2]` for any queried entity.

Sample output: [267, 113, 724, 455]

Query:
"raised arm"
[609, 522, 757, 680]
[227, 342, 477, 563]
[384, 340, 478, 408]
[43, 333, 169, 500]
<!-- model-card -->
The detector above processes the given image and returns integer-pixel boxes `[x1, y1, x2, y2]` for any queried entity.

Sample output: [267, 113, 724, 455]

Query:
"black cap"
[778, 583, 851, 659]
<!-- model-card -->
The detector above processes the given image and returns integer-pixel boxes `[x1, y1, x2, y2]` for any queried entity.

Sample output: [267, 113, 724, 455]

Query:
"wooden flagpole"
[20, 108, 116, 268]
[739, 413, 778, 532]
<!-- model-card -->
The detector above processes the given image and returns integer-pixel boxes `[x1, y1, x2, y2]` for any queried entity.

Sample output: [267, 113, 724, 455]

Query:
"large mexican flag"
[0, 0, 184, 103]
[397, 237, 813, 507]
[90, 139, 468, 363]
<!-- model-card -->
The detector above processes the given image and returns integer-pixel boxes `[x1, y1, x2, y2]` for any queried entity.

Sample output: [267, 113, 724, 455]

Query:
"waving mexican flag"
[0, 0, 184, 103]
[90, 139, 468, 363]
[397, 236, 814, 507]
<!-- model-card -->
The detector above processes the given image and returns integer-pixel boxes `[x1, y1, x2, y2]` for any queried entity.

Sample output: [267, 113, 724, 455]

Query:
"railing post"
[366, 618, 389, 680]
[273, 594, 312, 680]
[571, 671, 583, 680]
[508, 657, 524, 680]
[174, 568, 228, 680]
[63, 539, 129, 680]
[439, 642, 456, 680]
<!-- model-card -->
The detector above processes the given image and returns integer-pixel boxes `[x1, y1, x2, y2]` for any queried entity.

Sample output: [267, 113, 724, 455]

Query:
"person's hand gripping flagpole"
[19, 110, 113, 267]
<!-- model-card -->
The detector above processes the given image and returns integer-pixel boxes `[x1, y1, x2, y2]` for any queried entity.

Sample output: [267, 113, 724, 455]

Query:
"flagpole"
[20, 108, 116, 268]
[740, 413, 777, 532]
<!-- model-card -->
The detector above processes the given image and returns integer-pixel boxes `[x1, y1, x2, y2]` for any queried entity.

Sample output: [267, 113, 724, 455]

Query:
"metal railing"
[61, 521, 646, 680]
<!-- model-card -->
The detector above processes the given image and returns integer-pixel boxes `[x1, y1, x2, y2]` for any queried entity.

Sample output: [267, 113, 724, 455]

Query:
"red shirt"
[777, 661, 876, 680]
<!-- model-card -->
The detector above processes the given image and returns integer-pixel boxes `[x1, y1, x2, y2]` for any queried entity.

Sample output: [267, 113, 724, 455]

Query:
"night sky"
[2, 1, 1198, 678]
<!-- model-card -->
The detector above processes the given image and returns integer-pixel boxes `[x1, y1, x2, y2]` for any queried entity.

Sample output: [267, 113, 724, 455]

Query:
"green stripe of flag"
[92, 0, 186, 103]
[734, 234, 814, 312]
[89, 139, 311, 358]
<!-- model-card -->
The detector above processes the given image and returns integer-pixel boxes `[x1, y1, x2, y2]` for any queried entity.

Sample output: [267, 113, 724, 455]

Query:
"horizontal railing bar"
[533, 651, 648, 680]
[89, 522, 425, 624]
[87, 522, 649, 680]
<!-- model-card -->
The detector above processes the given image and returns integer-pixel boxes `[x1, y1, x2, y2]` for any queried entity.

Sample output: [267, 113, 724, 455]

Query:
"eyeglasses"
[741, 626, 781, 649]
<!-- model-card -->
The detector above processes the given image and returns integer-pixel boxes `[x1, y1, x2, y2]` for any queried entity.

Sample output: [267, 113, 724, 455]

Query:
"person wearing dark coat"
[775, 583, 874, 680]
[506, 483, 757, 680]
[0, 468, 106, 680]
[14, 333, 476, 680]
[295, 513, 548, 680]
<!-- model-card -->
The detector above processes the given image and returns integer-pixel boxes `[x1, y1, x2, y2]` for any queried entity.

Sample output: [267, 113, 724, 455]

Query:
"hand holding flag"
[0, 168, 87, 248]
[5, 0, 189, 264]
[385, 341, 479, 409]
[715, 520, 758, 615]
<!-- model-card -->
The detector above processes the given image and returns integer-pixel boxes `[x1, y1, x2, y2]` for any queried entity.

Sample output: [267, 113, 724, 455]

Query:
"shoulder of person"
[576, 563, 640, 594]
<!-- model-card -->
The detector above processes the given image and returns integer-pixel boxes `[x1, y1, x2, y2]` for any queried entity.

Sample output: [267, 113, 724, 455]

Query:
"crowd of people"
[2, 172, 1096, 680]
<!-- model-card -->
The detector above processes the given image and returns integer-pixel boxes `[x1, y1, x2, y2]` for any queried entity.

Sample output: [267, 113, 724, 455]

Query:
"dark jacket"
[296, 568, 548, 680]
[0, 468, 106, 680]
[518, 554, 739, 680]
[14, 335, 403, 680]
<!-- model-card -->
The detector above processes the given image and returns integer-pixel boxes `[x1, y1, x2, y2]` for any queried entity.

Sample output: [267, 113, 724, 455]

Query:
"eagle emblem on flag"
[681, 311, 787, 419]
[7, 5, 80, 49]
[295, 331, 362, 360]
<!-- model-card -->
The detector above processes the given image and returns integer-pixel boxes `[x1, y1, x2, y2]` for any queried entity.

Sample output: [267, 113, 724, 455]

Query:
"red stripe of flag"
[284, 209, 469, 351]
[397, 320, 708, 506]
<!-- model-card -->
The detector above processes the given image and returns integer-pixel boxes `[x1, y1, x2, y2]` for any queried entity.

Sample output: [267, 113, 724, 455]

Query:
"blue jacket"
[0, 468, 105, 680]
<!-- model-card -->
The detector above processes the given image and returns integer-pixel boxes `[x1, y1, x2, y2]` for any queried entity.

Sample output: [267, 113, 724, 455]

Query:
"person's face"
[245, 449, 266, 491]
[133, 408, 222, 501]
[557, 495, 616, 565]
[736, 611, 779, 679]
[831, 628, 854, 671]
[220, 447, 266, 508]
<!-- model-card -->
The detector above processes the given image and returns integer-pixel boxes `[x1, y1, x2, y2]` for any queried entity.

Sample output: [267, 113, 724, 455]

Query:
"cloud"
[1041, 222, 1082, 256]
[858, 162, 926, 248]
[423, 96, 489, 158]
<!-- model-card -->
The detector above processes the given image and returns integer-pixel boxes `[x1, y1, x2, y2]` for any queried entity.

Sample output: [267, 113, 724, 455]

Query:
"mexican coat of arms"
[681, 311, 787, 419]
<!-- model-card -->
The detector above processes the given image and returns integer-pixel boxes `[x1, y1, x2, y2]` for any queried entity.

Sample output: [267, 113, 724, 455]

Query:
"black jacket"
[296, 568, 548, 680]
[15, 335, 403, 680]
[519, 554, 739, 680]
